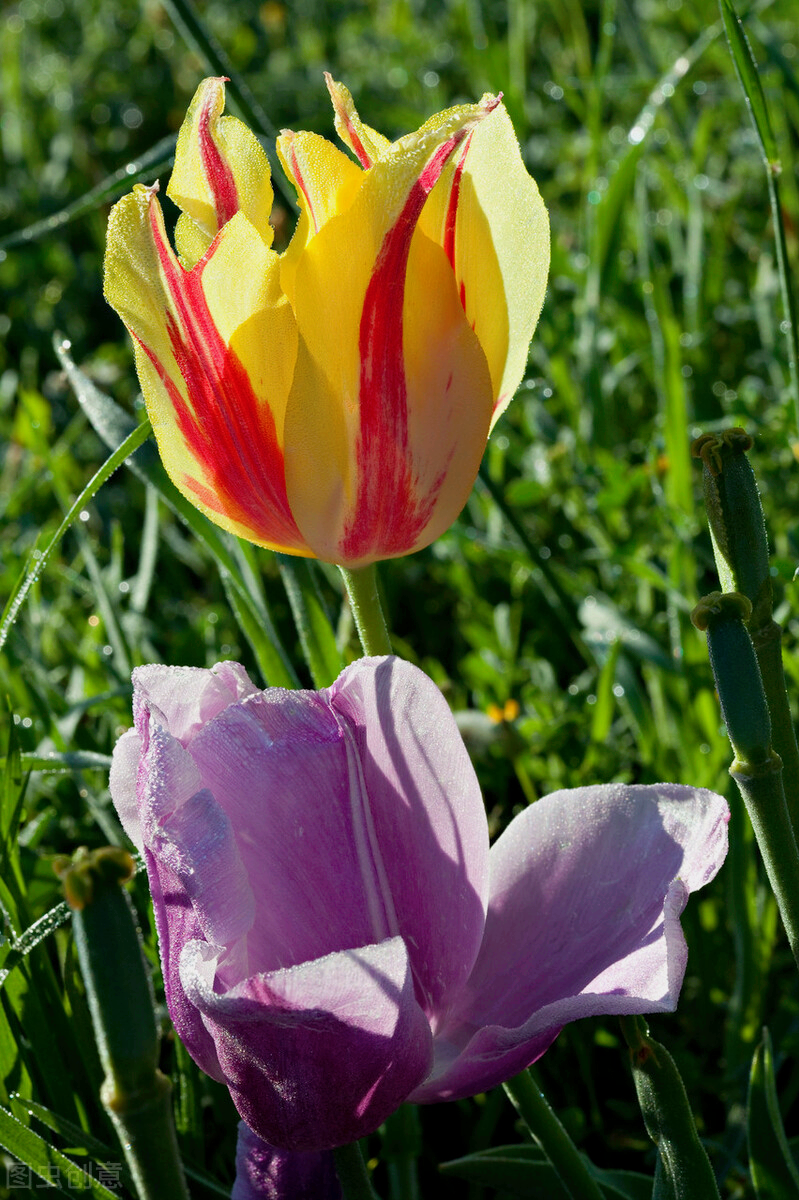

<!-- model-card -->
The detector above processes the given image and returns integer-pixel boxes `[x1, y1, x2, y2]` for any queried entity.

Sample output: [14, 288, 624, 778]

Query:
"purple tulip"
[231, 1122, 341, 1200]
[110, 656, 728, 1152]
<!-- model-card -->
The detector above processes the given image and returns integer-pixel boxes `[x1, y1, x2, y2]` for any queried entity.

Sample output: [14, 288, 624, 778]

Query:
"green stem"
[56, 848, 190, 1200]
[503, 1070, 604, 1200]
[730, 755, 799, 972]
[338, 564, 392, 657]
[692, 593, 799, 975]
[332, 1141, 380, 1200]
[381, 1105, 421, 1200]
[752, 620, 799, 837]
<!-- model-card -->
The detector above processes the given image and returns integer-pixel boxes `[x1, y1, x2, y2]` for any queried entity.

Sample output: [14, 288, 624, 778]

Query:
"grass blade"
[157, 0, 297, 212]
[0, 420, 150, 654]
[0, 135, 175, 252]
[718, 0, 778, 165]
[0, 1105, 122, 1199]
[277, 556, 343, 687]
[719, 0, 799, 433]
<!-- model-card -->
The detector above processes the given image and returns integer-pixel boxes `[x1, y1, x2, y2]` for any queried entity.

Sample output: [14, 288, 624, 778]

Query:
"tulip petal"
[419, 101, 549, 423]
[324, 73, 391, 168]
[330, 657, 489, 1018]
[284, 99, 498, 565]
[144, 850, 226, 1082]
[232, 1122, 341, 1200]
[183, 658, 488, 1014]
[104, 188, 306, 552]
[167, 77, 274, 267]
[131, 660, 259, 745]
[108, 728, 143, 850]
[276, 129, 363, 307]
[116, 699, 226, 1077]
[181, 935, 433, 1151]
[185, 687, 395, 973]
[156, 787, 255, 957]
[413, 783, 728, 1101]
[110, 669, 262, 1079]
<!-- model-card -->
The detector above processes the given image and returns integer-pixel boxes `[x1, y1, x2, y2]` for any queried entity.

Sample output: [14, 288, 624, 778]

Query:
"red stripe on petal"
[325, 72, 373, 168]
[141, 205, 302, 549]
[199, 86, 239, 227]
[341, 120, 483, 561]
[443, 136, 472, 313]
[284, 133, 320, 233]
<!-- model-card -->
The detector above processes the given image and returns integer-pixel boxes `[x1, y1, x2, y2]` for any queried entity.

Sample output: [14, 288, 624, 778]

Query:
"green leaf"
[439, 1145, 654, 1199]
[0, 135, 175, 252]
[54, 336, 298, 689]
[0, 415, 151, 655]
[21, 750, 113, 773]
[718, 0, 779, 166]
[0, 902, 72, 990]
[0, 704, 27, 870]
[8, 1095, 116, 1161]
[157, 0, 297, 213]
[277, 556, 343, 687]
[0, 1105, 122, 1199]
[439, 1145, 570, 1197]
[621, 1016, 720, 1200]
[747, 1028, 799, 1198]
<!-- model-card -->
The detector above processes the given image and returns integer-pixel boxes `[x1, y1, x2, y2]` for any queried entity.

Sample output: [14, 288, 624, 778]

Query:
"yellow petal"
[419, 100, 549, 425]
[167, 77, 274, 268]
[276, 129, 363, 306]
[324, 73, 391, 167]
[104, 185, 306, 554]
[283, 97, 497, 565]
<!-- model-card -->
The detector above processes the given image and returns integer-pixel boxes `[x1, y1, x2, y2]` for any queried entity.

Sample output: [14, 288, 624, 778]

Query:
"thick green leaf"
[439, 1145, 570, 1197]
[621, 1016, 720, 1200]
[748, 1029, 799, 1197]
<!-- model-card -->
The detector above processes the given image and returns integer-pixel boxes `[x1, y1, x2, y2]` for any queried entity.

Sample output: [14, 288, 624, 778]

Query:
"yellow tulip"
[104, 76, 549, 566]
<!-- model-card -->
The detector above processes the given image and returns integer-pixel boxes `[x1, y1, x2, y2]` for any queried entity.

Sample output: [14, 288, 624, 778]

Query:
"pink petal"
[132, 660, 259, 745]
[329, 657, 489, 1018]
[413, 783, 728, 1101]
[108, 727, 143, 850]
[181, 935, 432, 1151]
[185, 686, 395, 974]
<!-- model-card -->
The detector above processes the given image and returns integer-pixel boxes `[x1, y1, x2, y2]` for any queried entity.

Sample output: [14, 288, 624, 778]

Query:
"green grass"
[2, 0, 799, 1196]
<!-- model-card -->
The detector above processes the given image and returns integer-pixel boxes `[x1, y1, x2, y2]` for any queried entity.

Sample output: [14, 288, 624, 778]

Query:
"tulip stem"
[339, 564, 392, 657]
[55, 848, 191, 1200]
[503, 1070, 604, 1200]
[332, 1140, 380, 1200]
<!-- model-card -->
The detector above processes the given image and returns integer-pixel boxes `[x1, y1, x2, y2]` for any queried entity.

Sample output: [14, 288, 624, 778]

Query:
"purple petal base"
[231, 1122, 342, 1200]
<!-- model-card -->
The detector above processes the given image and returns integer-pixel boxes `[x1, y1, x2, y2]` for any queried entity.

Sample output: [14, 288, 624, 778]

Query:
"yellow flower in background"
[104, 76, 549, 566]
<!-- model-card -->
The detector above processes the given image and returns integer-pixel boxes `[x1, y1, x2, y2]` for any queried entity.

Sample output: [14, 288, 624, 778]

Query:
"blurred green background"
[2, 0, 799, 1196]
